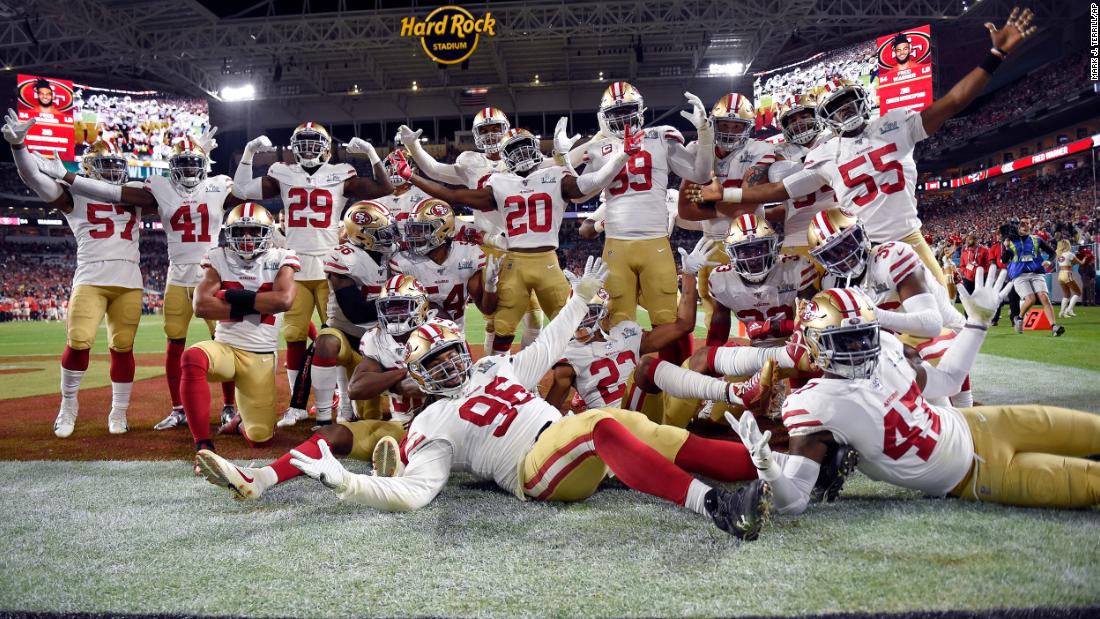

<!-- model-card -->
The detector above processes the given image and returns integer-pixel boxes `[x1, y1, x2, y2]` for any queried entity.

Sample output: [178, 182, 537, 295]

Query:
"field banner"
[876, 25, 933, 114]
[16, 75, 76, 160]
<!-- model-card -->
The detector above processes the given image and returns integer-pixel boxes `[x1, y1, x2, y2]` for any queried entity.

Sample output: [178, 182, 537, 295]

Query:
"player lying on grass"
[199, 257, 773, 541]
[733, 267, 1100, 513]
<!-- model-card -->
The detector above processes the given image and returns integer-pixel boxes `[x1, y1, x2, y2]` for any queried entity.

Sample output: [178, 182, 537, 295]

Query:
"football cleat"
[276, 407, 310, 428]
[53, 406, 77, 438]
[1052, 324, 1065, 337]
[1013, 318, 1023, 334]
[218, 411, 242, 435]
[194, 450, 265, 501]
[154, 408, 187, 431]
[810, 444, 860, 504]
[372, 435, 404, 477]
[107, 408, 128, 434]
[730, 360, 779, 416]
[705, 480, 771, 541]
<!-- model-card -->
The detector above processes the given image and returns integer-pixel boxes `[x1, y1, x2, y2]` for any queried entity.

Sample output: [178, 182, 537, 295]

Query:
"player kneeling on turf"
[287, 257, 773, 541]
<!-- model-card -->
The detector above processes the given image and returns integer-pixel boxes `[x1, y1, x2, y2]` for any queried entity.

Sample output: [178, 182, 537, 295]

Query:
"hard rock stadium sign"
[400, 5, 497, 65]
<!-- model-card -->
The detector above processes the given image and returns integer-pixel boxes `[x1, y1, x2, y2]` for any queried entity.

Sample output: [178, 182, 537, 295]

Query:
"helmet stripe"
[825, 289, 852, 315]
[840, 287, 860, 311]
[815, 211, 836, 236]
[739, 213, 754, 232]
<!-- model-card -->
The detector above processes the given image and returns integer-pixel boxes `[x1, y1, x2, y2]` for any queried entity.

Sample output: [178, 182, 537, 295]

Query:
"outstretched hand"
[986, 7, 1036, 55]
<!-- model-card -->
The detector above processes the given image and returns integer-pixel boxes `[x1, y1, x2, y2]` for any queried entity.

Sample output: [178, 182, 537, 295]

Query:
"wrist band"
[979, 51, 1003, 74]
[721, 186, 744, 203]
[991, 46, 1008, 59]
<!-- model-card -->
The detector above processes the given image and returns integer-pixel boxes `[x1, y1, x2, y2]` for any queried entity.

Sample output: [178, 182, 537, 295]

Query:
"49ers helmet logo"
[429, 203, 451, 217]
[351, 211, 370, 225]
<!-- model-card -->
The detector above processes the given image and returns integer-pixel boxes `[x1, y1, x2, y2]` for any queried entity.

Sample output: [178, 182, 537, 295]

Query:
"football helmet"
[405, 320, 474, 397]
[807, 208, 871, 279]
[168, 137, 208, 189]
[796, 288, 880, 380]
[724, 213, 779, 282]
[472, 107, 511, 154]
[710, 93, 755, 151]
[375, 274, 431, 336]
[597, 81, 646, 138]
[290, 121, 332, 167]
[499, 128, 544, 174]
[81, 140, 128, 185]
[404, 198, 456, 255]
[575, 288, 610, 343]
[384, 148, 416, 187]
[777, 92, 820, 146]
[817, 79, 872, 134]
[224, 202, 275, 260]
[343, 200, 400, 253]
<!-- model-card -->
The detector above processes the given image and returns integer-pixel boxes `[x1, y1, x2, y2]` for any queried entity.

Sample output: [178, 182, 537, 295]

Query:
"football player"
[389, 198, 500, 328]
[393, 125, 634, 354]
[232, 122, 393, 426]
[285, 258, 773, 541]
[182, 203, 299, 463]
[5, 110, 143, 437]
[577, 83, 715, 365]
[686, 8, 1037, 285]
[375, 146, 429, 222]
[737, 269, 1100, 512]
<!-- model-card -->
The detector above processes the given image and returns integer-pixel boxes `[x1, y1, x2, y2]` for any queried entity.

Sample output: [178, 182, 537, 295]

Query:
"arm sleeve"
[408, 141, 467, 186]
[511, 293, 589, 389]
[575, 152, 628, 196]
[70, 175, 123, 203]
[11, 146, 63, 202]
[781, 168, 828, 199]
[232, 162, 265, 200]
[875, 292, 943, 338]
[334, 284, 378, 324]
[334, 440, 452, 511]
[667, 138, 713, 185]
[766, 453, 820, 515]
[920, 325, 985, 399]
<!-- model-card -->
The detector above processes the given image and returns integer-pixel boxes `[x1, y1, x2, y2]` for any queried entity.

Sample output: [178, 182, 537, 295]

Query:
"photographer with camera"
[1001, 219, 1063, 336]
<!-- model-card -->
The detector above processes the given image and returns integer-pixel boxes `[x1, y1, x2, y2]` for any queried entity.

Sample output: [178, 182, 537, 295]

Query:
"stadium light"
[708, 62, 745, 76]
[220, 83, 255, 102]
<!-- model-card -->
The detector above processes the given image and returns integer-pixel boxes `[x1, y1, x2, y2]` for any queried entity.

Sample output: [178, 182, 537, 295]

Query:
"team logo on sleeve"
[878, 120, 900, 135]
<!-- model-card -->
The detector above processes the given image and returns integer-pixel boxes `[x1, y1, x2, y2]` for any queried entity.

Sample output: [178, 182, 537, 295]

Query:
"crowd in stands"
[73, 92, 209, 161]
[753, 40, 878, 126]
[0, 163, 35, 199]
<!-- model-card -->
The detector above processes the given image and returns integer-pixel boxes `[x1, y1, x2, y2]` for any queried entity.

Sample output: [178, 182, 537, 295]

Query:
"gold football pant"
[284, 278, 330, 343]
[899, 230, 947, 287]
[192, 341, 278, 443]
[66, 284, 143, 351]
[479, 245, 544, 338]
[520, 408, 689, 501]
[697, 243, 730, 332]
[338, 419, 407, 461]
[494, 250, 569, 337]
[163, 284, 216, 340]
[603, 237, 678, 326]
[951, 405, 1100, 508]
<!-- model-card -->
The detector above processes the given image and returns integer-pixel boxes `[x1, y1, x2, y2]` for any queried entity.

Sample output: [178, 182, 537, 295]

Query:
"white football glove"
[195, 125, 219, 154]
[289, 439, 349, 491]
[677, 238, 720, 275]
[33, 153, 67, 180]
[346, 137, 379, 158]
[552, 117, 581, 156]
[727, 411, 780, 482]
[397, 125, 423, 148]
[958, 265, 1012, 327]
[565, 255, 610, 301]
[679, 92, 710, 130]
[483, 255, 505, 293]
[3, 108, 35, 145]
[242, 135, 274, 162]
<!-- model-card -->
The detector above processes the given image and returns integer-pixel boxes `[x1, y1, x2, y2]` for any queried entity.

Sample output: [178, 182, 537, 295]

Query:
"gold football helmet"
[168, 137, 209, 189]
[710, 93, 755, 150]
[290, 121, 332, 167]
[795, 288, 880, 380]
[777, 92, 820, 146]
[81, 140, 128, 185]
[472, 107, 511, 153]
[375, 274, 431, 336]
[575, 288, 611, 343]
[404, 320, 473, 396]
[806, 207, 871, 279]
[404, 198, 456, 255]
[499, 128, 544, 174]
[816, 78, 872, 134]
[343, 200, 400, 253]
[724, 213, 779, 282]
[597, 81, 646, 138]
[224, 202, 276, 260]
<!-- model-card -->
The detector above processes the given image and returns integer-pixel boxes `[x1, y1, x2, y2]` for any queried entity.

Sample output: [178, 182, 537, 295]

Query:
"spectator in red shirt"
[958, 234, 990, 294]
[1078, 247, 1096, 306]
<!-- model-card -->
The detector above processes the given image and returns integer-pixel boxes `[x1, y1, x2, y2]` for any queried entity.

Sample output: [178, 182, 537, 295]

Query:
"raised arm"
[343, 137, 393, 199]
[4, 110, 72, 213]
[398, 125, 467, 185]
[233, 136, 280, 200]
[667, 92, 715, 184]
[42, 161, 158, 209]
[562, 127, 634, 201]
[393, 151, 497, 211]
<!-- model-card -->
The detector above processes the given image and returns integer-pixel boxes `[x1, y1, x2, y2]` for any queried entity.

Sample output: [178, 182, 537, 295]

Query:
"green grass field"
[1, 307, 1098, 617]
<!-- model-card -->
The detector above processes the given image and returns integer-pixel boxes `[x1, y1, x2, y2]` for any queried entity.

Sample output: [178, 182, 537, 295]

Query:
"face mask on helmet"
[474, 121, 508, 153]
[574, 303, 608, 342]
[403, 220, 445, 255]
[291, 130, 329, 167]
[501, 136, 543, 174]
[412, 341, 474, 396]
[819, 91, 868, 134]
[807, 322, 880, 380]
[714, 118, 752, 150]
[226, 223, 272, 260]
[169, 153, 207, 189]
[811, 224, 870, 279]
[385, 154, 414, 187]
[352, 223, 401, 253]
[727, 236, 778, 282]
[600, 102, 644, 138]
[91, 154, 128, 185]
[781, 109, 819, 145]
[375, 294, 429, 335]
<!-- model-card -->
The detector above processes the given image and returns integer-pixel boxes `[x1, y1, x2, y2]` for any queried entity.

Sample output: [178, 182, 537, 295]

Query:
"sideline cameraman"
[1002, 219, 1063, 336]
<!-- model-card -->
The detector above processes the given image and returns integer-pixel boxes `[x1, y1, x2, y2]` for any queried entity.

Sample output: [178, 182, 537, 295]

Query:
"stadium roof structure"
[0, 0, 1073, 124]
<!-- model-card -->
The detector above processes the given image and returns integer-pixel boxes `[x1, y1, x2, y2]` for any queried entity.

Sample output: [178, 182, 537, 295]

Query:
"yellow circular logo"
[400, 5, 497, 65]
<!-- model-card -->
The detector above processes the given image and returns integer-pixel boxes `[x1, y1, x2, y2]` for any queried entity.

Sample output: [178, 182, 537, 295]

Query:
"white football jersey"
[802, 109, 927, 243]
[357, 324, 427, 426]
[452, 151, 509, 250]
[562, 321, 644, 409]
[388, 242, 486, 328]
[781, 332, 974, 496]
[1058, 251, 1076, 270]
[771, 139, 837, 250]
[203, 247, 299, 352]
[323, 242, 390, 336]
[823, 242, 963, 330]
[707, 255, 817, 345]
[483, 166, 572, 249]
[585, 126, 683, 240]
[268, 161, 356, 256]
[702, 140, 777, 241]
[64, 192, 143, 289]
[402, 355, 564, 498]
[375, 185, 430, 223]
[146, 174, 231, 287]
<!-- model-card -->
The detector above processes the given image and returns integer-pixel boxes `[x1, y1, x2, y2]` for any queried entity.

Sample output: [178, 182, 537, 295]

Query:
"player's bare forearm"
[468, 272, 498, 315]
[739, 181, 791, 205]
[345, 164, 393, 200]
[120, 186, 158, 209]
[349, 365, 407, 400]
[921, 66, 992, 135]
[546, 366, 576, 412]
[678, 179, 719, 221]
[706, 304, 732, 347]
[787, 432, 830, 464]
[715, 201, 758, 219]
[642, 274, 697, 354]
[763, 204, 786, 226]
[193, 270, 231, 319]
[408, 174, 495, 211]
[578, 218, 601, 239]
[253, 267, 297, 313]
